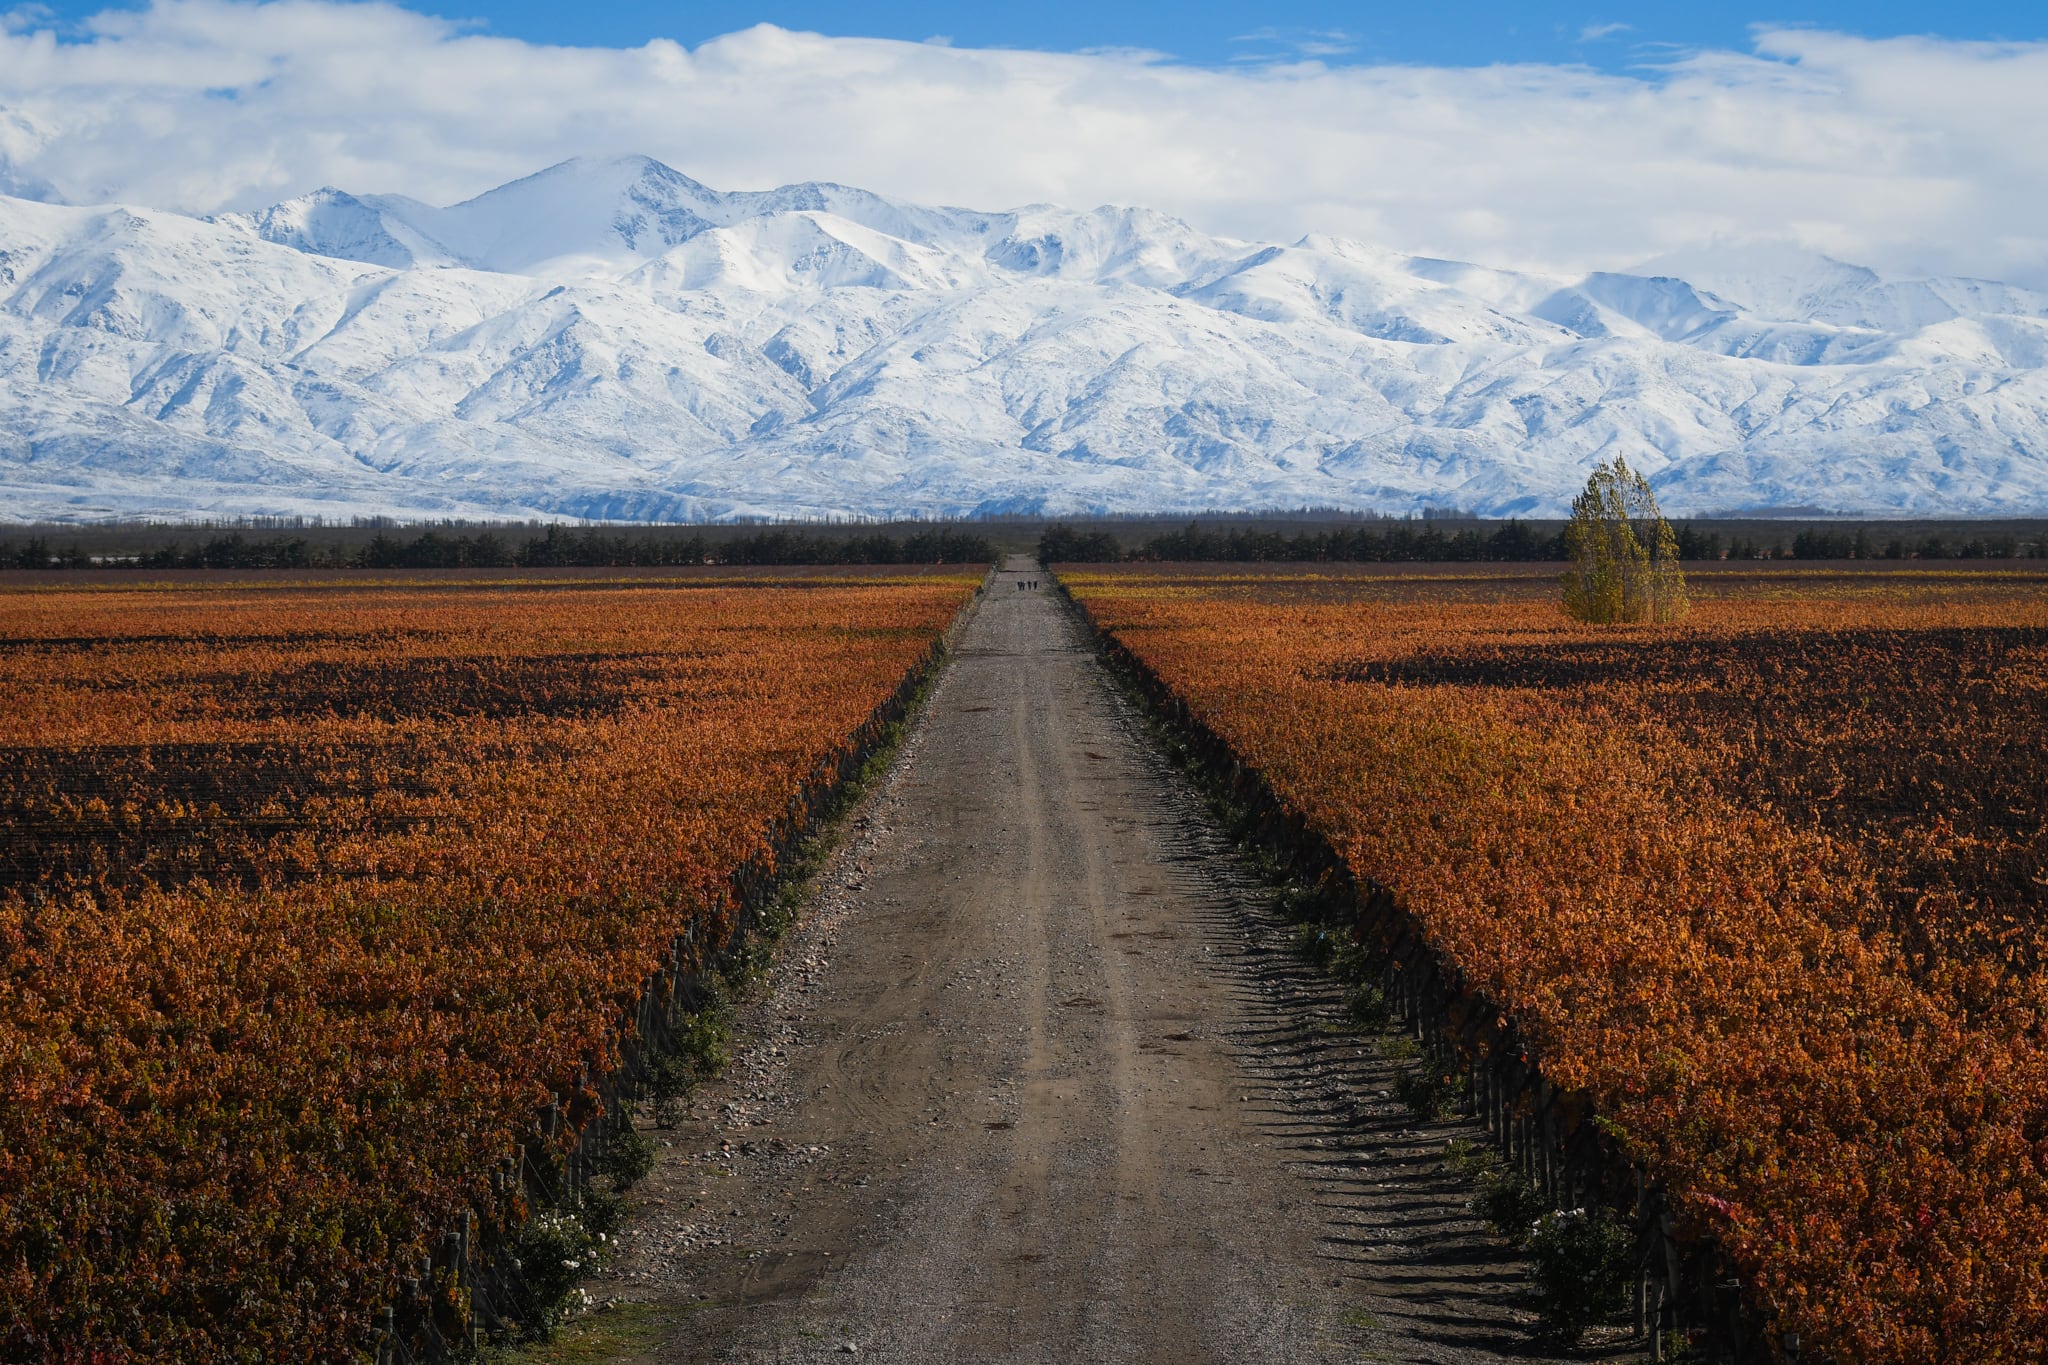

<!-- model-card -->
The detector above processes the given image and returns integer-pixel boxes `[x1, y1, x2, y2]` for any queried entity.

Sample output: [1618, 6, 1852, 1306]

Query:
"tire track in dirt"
[578, 555, 1590, 1364]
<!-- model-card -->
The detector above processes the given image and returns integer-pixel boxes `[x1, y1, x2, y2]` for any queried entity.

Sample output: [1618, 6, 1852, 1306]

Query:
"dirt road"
[577, 556, 1570, 1363]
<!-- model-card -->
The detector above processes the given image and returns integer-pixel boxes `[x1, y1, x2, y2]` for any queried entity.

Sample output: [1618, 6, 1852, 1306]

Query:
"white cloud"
[1, 2, 2047, 284]
[1577, 23, 1631, 42]
[1229, 27, 1357, 60]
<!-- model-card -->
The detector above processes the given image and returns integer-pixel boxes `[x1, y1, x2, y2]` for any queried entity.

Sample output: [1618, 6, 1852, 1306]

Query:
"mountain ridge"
[2, 154, 2045, 522]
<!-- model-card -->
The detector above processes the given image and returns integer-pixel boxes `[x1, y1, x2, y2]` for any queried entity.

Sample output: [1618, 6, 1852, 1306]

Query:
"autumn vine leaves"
[8, 545, 2038, 1362]
[0, 569, 977, 1360]
[1065, 565, 2048, 1364]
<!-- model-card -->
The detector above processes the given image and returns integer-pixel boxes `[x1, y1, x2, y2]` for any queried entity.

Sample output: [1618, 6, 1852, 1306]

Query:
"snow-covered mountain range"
[3, 154, 2046, 522]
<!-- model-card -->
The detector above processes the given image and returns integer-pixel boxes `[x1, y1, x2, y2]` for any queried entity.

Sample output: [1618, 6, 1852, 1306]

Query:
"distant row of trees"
[10, 518, 2046, 572]
[491, 525, 993, 568]
[1040, 518, 1722, 565]
[0, 526, 995, 571]
[1782, 527, 2042, 561]
[1041, 519, 2048, 565]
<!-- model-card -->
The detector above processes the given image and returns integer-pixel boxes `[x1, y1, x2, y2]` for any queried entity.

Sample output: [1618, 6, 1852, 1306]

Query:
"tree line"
[1781, 527, 2041, 561]
[1040, 520, 2048, 564]
[0, 525, 994, 570]
[1039, 519, 1722, 564]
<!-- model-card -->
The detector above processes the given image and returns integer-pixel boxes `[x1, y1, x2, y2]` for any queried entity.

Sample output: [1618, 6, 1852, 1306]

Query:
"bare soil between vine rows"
[550, 557, 1609, 1364]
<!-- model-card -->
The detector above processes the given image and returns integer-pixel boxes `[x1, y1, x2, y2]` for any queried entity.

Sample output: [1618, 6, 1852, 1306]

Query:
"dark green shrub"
[1525, 1206, 1633, 1346]
[1473, 1167, 1547, 1245]
[1658, 1328, 1707, 1362]
[675, 996, 730, 1076]
[1393, 1065, 1457, 1120]
[1346, 981, 1391, 1029]
[1290, 921, 1340, 967]
[578, 1185, 624, 1239]
[594, 1105, 657, 1191]
[1327, 935, 1373, 985]
[646, 1052, 695, 1128]
[1441, 1137, 1495, 1176]
[507, 1214, 592, 1330]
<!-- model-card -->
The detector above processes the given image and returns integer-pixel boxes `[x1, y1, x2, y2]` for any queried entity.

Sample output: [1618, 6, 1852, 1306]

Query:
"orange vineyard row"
[0, 569, 980, 1360]
[1064, 565, 2048, 1365]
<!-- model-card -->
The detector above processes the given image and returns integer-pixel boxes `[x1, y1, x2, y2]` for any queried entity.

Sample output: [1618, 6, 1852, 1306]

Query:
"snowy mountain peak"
[218, 187, 454, 270]
[449, 153, 723, 224]
[1628, 240, 1879, 321]
[4, 161, 2048, 524]
[417, 154, 726, 274]
[1531, 273, 1736, 343]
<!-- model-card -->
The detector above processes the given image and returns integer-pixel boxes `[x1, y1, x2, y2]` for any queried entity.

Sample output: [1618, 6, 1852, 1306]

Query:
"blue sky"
[26, 1, 2048, 67]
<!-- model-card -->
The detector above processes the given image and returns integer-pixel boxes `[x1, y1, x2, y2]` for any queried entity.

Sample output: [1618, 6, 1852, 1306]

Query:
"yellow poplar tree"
[1562, 456, 1688, 624]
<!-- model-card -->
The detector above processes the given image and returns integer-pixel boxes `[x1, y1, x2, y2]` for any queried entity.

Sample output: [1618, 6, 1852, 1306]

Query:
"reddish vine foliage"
[1067, 564, 2048, 1365]
[0, 568, 978, 1361]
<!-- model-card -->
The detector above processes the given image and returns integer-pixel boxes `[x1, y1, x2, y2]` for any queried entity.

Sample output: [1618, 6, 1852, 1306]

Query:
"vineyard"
[1062, 563, 2048, 1364]
[0, 567, 980, 1361]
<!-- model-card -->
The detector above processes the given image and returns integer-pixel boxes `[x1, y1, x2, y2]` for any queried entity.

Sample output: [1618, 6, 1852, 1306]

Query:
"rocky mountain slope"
[3, 155, 2045, 521]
